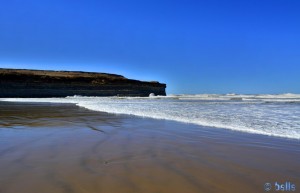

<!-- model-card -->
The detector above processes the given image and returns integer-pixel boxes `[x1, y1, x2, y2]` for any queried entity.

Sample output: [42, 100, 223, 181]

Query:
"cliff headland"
[0, 68, 166, 97]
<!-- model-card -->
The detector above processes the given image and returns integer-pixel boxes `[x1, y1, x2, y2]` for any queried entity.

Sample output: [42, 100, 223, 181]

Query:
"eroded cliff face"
[0, 68, 166, 97]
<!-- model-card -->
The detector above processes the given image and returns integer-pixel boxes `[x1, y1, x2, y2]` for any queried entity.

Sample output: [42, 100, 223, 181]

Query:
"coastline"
[2, 95, 299, 140]
[0, 102, 299, 193]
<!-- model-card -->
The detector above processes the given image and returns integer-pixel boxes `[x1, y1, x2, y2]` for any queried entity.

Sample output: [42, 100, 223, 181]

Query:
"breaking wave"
[1, 93, 300, 140]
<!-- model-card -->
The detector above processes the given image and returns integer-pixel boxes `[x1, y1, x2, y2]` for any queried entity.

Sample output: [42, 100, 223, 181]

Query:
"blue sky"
[0, 0, 300, 94]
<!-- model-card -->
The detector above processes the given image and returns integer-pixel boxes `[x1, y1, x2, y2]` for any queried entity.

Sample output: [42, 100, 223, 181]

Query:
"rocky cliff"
[0, 68, 166, 97]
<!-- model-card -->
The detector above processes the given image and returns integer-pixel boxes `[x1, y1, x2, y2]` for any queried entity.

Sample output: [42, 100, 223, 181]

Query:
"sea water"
[1, 93, 300, 139]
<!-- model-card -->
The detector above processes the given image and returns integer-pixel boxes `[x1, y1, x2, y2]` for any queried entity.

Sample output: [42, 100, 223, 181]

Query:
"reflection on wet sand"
[0, 102, 299, 193]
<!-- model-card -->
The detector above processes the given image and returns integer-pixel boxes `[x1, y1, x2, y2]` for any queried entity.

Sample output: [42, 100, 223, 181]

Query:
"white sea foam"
[1, 94, 300, 140]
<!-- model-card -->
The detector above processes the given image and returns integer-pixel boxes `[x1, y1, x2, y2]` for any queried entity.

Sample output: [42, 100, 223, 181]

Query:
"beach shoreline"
[0, 101, 299, 193]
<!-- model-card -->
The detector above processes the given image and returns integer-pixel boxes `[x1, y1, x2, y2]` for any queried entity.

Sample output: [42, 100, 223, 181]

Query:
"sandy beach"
[0, 102, 299, 193]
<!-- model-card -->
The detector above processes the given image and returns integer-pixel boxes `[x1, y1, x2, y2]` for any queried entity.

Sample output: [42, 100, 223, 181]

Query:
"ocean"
[1, 93, 300, 140]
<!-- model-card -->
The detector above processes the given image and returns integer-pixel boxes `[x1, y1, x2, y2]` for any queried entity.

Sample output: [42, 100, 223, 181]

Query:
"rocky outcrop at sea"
[0, 68, 166, 97]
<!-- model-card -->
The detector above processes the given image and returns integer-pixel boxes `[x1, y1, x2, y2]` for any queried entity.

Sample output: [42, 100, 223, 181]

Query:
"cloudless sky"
[0, 0, 300, 94]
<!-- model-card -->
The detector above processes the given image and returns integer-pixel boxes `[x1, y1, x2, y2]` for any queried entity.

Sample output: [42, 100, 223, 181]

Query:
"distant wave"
[170, 93, 300, 103]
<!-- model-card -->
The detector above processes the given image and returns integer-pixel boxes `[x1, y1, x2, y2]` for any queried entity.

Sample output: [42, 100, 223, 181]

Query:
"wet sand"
[0, 102, 299, 193]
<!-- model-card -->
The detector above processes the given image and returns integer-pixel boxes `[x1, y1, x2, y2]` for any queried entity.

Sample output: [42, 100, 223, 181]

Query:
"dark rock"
[0, 68, 166, 97]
